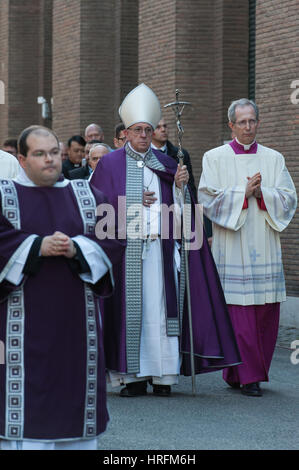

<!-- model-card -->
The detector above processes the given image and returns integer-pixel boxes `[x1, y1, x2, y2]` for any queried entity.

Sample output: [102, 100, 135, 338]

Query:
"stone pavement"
[98, 324, 299, 451]
[277, 324, 299, 349]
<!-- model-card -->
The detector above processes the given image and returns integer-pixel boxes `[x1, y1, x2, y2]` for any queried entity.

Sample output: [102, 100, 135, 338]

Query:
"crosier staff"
[164, 90, 196, 396]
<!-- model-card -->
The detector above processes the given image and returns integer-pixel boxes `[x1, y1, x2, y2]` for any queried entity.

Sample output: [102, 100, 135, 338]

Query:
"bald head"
[18, 125, 59, 157]
[89, 144, 110, 171]
[84, 124, 104, 142]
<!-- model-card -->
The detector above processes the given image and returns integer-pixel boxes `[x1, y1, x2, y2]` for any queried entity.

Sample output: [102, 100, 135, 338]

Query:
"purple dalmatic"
[0, 178, 124, 442]
[91, 147, 241, 378]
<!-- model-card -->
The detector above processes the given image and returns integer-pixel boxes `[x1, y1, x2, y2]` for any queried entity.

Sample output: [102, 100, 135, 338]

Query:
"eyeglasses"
[128, 126, 153, 136]
[30, 149, 61, 158]
[234, 119, 258, 128]
[90, 156, 101, 162]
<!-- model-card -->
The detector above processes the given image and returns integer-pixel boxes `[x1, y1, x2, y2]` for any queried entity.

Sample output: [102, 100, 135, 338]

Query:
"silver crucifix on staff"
[164, 89, 191, 167]
[164, 90, 196, 396]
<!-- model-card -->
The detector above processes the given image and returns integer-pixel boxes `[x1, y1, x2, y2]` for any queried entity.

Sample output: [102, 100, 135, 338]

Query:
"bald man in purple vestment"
[198, 98, 297, 397]
[0, 125, 124, 450]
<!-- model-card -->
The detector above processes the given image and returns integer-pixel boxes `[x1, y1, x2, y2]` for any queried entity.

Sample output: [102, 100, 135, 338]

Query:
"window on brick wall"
[248, 0, 256, 100]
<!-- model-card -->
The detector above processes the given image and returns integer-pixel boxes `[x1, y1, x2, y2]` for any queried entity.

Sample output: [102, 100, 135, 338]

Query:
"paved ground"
[98, 325, 299, 451]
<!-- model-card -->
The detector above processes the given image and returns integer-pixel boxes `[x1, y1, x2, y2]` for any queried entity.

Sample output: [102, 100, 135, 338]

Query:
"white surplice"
[0, 438, 98, 451]
[198, 143, 297, 306]
[109, 151, 181, 387]
[0, 150, 20, 178]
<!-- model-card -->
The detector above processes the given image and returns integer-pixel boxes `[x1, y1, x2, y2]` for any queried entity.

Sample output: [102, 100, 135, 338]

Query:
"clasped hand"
[246, 172, 262, 199]
[40, 231, 76, 258]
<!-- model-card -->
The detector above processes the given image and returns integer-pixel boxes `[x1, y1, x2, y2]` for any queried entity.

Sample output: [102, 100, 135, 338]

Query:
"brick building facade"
[0, 0, 298, 313]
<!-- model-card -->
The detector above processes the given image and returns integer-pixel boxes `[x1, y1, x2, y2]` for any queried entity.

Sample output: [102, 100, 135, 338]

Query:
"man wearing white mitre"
[91, 84, 241, 398]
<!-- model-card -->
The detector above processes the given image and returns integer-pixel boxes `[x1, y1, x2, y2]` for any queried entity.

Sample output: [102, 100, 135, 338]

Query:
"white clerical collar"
[14, 167, 69, 187]
[151, 143, 167, 152]
[235, 137, 256, 151]
[128, 142, 150, 159]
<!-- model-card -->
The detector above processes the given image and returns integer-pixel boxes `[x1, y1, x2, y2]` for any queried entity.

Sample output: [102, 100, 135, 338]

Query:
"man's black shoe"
[119, 381, 147, 397]
[227, 381, 241, 389]
[241, 382, 262, 397]
[152, 384, 171, 397]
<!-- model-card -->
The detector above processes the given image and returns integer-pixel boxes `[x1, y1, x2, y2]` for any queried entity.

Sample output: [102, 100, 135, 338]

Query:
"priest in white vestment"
[198, 98, 297, 397]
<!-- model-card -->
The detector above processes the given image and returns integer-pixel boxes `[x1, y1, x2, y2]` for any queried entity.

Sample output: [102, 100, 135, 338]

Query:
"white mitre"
[119, 83, 161, 129]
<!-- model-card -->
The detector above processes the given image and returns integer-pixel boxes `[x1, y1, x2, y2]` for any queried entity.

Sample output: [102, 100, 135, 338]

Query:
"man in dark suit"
[69, 139, 102, 180]
[69, 143, 110, 180]
[62, 135, 86, 178]
[151, 118, 212, 240]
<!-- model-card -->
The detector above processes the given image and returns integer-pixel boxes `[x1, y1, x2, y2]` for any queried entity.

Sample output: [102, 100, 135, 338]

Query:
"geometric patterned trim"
[178, 189, 192, 335]
[166, 318, 180, 336]
[0, 181, 24, 439]
[125, 153, 144, 374]
[125, 143, 166, 173]
[69, 180, 96, 235]
[5, 287, 25, 439]
[146, 152, 166, 172]
[83, 285, 98, 439]
[160, 172, 180, 337]
[70, 181, 98, 438]
[125, 145, 179, 368]
[0, 179, 21, 230]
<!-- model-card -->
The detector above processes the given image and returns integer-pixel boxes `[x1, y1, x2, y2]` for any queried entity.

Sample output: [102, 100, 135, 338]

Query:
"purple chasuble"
[0, 180, 124, 441]
[91, 148, 241, 376]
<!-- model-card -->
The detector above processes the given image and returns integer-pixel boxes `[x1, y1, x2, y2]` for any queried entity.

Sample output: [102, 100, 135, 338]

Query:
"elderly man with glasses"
[198, 98, 297, 397]
[91, 84, 241, 398]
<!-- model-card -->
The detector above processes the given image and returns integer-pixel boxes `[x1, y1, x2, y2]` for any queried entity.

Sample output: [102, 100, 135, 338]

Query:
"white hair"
[228, 99, 259, 123]
[84, 123, 103, 135]
[89, 143, 110, 156]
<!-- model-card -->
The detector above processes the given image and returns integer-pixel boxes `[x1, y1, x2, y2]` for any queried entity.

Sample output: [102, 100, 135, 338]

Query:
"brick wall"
[139, 0, 218, 185]
[8, 0, 42, 136]
[52, 0, 81, 143]
[139, 0, 249, 187]
[0, 0, 9, 144]
[80, 0, 117, 145]
[175, 0, 224, 183]
[222, 0, 249, 141]
[139, 0, 176, 144]
[38, 0, 53, 130]
[0, 0, 44, 145]
[256, 0, 299, 296]
[53, 0, 139, 147]
[115, 0, 139, 120]
[0, 0, 53, 145]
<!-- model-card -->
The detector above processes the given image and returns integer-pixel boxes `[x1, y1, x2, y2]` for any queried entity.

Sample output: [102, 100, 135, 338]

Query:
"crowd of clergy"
[0, 85, 296, 450]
